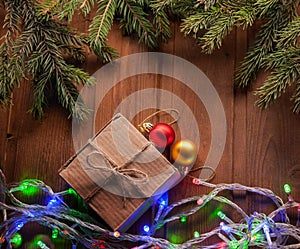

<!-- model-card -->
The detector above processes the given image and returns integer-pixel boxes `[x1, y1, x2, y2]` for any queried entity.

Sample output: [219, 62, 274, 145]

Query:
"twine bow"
[84, 139, 150, 207]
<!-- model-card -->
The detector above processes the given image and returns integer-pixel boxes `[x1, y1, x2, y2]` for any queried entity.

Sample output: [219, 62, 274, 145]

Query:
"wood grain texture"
[232, 27, 249, 216]
[0, 109, 9, 170]
[246, 75, 300, 215]
[0, 8, 299, 248]
[160, 23, 236, 245]
[3, 80, 74, 188]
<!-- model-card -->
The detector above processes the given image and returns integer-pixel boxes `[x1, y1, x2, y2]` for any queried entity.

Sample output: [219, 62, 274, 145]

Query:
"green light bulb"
[37, 240, 48, 249]
[169, 234, 182, 244]
[252, 232, 265, 243]
[193, 231, 200, 238]
[20, 180, 39, 196]
[284, 184, 291, 194]
[228, 240, 239, 249]
[67, 188, 77, 195]
[10, 233, 22, 247]
[180, 215, 187, 223]
[19, 184, 27, 191]
[217, 211, 226, 220]
[52, 229, 59, 239]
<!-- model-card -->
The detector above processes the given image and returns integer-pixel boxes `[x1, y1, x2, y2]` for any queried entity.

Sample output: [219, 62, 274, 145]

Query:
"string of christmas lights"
[0, 168, 299, 249]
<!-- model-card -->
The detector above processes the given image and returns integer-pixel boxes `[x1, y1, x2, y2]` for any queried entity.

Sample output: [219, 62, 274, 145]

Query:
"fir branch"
[80, 0, 88, 8]
[3, 0, 22, 36]
[152, 8, 171, 43]
[235, 1, 296, 88]
[276, 17, 300, 48]
[151, 0, 197, 18]
[181, 1, 256, 53]
[150, 0, 178, 10]
[255, 47, 300, 110]
[255, 0, 278, 17]
[29, 72, 52, 118]
[262, 47, 297, 70]
[95, 0, 115, 42]
[131, 0, 149, 6]
[88, 0, 118, 61]
[292, 80, 300, 113]
[67, 65, 94, 87]
[172, 0, 199, 17]
[2, 0, 300, 116]
[55, 67, 92, 120]
[57, 0, 80, 21]
[79, 0, 95, 16]
[181, 7, 221, 36]
[118, 0, 157, 47]
[24, 30, 91, 119]
[233, 4, 256, 29]
[149, 0, 173, 43]
[36, 0, 95, 21]
[55, 73, 79, 116]
[235, 47, 268, 88]
[255, 52, 300, 109]
[0, 0, 95, 120]
[46, 22, 87, 63]
[199, 11, 234, 54]
[202, 0, 216, 11]
[35, 0, 60, 16]
[0, 43, 13, 106]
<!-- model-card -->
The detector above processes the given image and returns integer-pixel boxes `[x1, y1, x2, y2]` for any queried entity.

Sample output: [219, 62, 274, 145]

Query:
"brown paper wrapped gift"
[59, 113, 180, 232]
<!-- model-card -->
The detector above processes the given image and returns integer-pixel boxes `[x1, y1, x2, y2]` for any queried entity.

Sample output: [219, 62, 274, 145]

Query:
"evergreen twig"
[118, 0, 157, 47]
[1, 0, 300, 116]
[0, 0, 94, 120]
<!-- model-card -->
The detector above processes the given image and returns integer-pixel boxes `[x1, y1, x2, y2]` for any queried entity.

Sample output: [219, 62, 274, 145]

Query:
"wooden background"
[0, 10, 300, 248]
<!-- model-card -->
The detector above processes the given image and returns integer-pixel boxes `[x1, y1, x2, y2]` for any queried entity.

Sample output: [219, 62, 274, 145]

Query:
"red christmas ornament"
[149, 123, 175, 148]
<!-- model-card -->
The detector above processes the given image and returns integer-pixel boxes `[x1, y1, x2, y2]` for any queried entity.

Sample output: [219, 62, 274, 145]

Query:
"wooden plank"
[232, 27, 249, 214]
[69, 9, 99, 150]
[4, 80, 74, 189]
[233, 27, 248, 185]
[0, 109, 9, 171]
[94, 23, 143, 131]
[164, 23, 236, 245]
[246, 76, 300, 213]
[241, 23, 300, 217]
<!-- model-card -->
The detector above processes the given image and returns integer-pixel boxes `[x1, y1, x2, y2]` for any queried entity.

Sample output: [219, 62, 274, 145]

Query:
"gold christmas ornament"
[171, 139, 197, 166]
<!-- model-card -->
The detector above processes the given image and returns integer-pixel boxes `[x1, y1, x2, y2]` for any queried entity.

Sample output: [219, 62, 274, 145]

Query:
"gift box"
[59, 113, 180, 232]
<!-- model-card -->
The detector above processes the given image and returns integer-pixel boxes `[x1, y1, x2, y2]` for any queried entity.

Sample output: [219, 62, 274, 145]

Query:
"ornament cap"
[138, 122, 154, 135]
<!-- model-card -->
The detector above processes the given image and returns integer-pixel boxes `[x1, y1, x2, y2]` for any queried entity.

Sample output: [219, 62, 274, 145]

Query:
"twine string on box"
[85, 139, 151, 207]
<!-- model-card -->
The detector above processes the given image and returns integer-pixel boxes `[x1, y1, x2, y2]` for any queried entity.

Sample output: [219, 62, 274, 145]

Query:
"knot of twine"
[85, 139, 151, 207]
